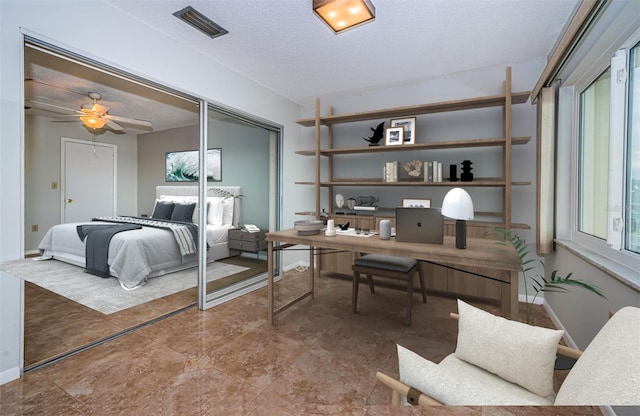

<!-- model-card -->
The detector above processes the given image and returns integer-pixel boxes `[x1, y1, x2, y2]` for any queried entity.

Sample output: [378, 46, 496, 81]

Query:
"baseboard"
[542, 301, 580, 350]
[0, 366, 21, 385]
[518, 293, 544, 305]
[283, 260, 309, 273]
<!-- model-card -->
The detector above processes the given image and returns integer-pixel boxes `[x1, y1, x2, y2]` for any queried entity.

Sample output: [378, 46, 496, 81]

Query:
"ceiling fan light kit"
[313, 0, 375, 34]
[26, 90, 153, 133]
[80, 114, 108, 129]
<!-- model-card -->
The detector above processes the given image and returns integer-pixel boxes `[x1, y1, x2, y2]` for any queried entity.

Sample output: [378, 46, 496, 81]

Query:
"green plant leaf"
[491, 227, 606, 324]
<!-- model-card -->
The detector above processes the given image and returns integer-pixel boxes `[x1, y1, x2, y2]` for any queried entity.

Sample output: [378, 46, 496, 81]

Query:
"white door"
[61, 138, 117, 223]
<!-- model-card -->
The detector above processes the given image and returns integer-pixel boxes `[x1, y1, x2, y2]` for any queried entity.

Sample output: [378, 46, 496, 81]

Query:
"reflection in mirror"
[19, 38, 280, 372]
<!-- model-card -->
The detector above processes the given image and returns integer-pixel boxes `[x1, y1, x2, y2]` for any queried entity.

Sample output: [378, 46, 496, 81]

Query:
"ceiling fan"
[27, 91, 153, 132]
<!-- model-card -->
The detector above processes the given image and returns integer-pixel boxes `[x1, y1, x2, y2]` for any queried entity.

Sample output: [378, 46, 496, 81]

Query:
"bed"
[37, 186, 242, 290]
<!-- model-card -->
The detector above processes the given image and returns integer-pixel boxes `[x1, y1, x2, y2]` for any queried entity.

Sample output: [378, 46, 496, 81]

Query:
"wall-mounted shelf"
[295, 137, 530, 156]
[296, 91, 530, 127]
[294, 66, 531, 300]
[295, 179, 532, 187]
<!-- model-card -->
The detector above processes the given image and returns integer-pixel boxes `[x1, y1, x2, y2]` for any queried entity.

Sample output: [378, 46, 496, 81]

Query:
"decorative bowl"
[294, 220, 324, 234]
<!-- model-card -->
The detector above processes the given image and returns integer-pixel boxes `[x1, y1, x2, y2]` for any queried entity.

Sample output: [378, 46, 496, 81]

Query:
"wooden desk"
[266, 229, 522, 325]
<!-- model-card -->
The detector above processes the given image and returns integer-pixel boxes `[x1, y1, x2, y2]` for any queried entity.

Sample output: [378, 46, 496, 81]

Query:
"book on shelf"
[354, 206, 378, 211]
[424, 161, 433, 182]
[423, 161, 443, 182]
[434, 161, 442, 182]
[383, 161, 399, 182]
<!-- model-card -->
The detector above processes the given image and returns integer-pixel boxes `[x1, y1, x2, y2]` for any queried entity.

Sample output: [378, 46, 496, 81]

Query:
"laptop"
[395, 207, 444, 244]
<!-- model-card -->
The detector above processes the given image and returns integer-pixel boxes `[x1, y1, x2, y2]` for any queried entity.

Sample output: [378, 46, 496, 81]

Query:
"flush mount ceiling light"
[313, 0, 375, 34]
[173, 6, 228, 39]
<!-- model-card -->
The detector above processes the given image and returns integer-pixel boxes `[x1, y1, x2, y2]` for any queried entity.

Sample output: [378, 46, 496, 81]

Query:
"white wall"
[0, 0, 302, 384]
[24, 114, 138, 251]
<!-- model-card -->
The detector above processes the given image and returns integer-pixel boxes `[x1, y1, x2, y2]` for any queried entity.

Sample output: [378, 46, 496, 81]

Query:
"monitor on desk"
[395, 207, 444, 244]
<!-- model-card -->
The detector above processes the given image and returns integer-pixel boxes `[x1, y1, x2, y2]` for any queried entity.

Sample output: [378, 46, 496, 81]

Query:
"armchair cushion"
[397, 345, 554, 405]
[554, 306, 640, 405]
[454, 299, 564, 397]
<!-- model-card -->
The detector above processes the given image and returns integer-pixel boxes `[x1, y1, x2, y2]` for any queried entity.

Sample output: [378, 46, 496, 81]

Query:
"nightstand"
[228, 228, 267, 261]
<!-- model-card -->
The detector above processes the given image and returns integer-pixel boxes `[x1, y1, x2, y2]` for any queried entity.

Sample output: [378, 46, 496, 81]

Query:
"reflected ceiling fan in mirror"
[27, 91, 153, 132]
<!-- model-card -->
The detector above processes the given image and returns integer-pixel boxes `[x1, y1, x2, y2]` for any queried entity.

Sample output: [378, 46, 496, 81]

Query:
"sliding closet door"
[198, 104, 281, 309]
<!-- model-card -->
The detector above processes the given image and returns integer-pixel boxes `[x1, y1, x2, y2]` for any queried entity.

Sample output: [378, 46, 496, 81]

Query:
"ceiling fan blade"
[105, 119, 125, 131]
[105, 114, 154, 131]
[26, 99, 83, 115]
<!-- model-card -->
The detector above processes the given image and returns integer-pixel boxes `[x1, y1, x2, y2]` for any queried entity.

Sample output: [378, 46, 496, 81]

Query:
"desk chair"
[352, 254, 427, 325]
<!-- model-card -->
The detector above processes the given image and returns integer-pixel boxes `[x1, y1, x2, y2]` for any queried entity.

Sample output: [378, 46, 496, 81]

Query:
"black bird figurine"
[338, 222, 350, 230]
[362, 122, 385, 146]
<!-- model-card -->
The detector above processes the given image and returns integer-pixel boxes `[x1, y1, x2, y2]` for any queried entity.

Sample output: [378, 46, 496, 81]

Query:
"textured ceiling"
[25, 0, 580, 134]
[108, 0, 580, 105]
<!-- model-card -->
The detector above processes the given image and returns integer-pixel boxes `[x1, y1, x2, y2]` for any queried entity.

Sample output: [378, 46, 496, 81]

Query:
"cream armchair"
[377, 300, 640, 407]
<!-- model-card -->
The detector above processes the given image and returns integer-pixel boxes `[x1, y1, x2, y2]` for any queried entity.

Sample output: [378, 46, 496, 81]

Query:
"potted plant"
[491, 228, 606, 324]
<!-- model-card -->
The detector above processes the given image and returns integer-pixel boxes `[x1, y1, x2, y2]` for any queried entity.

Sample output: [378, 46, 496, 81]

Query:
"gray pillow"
[170, 202, 196, 223]
[151, 201, 175, 220]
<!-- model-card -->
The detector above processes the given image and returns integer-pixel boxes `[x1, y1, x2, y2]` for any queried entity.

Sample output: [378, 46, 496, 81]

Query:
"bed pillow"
[454, 299, 563, 397]
[221, 197, 235, 225]
[170, 202, 196, 223]
[207, 197, 224, 226]
[151, 201, 175, 220]
[160, 195, 200, 223]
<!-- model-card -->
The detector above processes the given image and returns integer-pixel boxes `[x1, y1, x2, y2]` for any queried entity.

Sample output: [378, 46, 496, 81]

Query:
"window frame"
[570, 32, 640, 270]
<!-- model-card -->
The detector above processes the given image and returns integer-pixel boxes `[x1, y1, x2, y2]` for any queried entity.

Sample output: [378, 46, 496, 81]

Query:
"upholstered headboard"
[155, 186, 242, 227]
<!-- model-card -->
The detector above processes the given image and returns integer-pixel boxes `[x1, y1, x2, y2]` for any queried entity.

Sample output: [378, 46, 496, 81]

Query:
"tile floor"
[22, 256, 267, 367]
[1, 270, 602, 415]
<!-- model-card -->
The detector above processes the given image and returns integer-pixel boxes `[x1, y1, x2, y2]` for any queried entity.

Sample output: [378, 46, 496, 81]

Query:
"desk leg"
[501, 270, 519, 320]
[268, 240, 274, 325]
[510, 270, 519, 320]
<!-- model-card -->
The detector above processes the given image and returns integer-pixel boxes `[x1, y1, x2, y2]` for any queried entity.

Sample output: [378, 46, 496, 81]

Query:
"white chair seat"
[398, 348, 555, 406]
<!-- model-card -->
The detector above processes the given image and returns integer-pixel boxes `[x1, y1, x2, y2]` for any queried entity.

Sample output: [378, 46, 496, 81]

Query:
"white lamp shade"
[441, 188, 474, 220]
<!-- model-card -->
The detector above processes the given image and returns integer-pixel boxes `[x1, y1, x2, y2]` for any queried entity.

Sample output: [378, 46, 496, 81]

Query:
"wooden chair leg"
[352, 270, 359, 313]
[366, 274, 376, 293]
[407, 274, 414, 326]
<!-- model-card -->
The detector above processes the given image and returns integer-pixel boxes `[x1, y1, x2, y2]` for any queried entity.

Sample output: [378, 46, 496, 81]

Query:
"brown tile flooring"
[2, 269, 602, 415]
[23, 256, 267, 367]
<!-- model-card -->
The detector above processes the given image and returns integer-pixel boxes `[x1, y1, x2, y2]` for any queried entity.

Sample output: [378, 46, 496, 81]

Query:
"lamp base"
[455, 219, 467, 249]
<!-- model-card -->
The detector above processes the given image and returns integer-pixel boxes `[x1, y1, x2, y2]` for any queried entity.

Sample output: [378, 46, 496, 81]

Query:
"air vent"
[173, 6, 228, 39]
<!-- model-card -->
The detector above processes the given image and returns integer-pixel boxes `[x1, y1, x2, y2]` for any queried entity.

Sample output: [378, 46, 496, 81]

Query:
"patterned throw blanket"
[93, 216, 198, 256]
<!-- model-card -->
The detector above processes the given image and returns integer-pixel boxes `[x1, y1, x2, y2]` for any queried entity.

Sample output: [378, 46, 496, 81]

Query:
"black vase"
[461, 160, 473, 182]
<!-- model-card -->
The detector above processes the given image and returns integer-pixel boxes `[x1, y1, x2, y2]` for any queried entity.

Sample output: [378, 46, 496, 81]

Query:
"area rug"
[0, 258, 248, 314]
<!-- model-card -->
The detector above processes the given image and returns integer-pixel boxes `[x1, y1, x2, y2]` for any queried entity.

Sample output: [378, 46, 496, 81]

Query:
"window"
[627, 42, 640, 253]
[578, 69, 610, 240]
[576, 41, 640, 259]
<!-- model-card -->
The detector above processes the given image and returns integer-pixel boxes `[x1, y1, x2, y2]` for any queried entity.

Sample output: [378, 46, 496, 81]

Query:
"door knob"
[66, 198, 73, 203]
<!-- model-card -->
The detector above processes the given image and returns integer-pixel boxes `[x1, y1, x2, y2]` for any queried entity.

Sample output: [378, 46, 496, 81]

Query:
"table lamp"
[442, 188, 474, 249]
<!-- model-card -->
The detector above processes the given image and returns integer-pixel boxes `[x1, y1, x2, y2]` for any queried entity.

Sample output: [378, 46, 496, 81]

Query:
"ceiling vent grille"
[173, 6, 228, 39]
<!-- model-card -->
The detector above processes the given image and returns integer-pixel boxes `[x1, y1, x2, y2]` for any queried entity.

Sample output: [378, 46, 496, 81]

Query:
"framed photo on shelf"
[401, 198, 432, 208]
[390, 117, 416, 144]
[385, 127, 404, 146]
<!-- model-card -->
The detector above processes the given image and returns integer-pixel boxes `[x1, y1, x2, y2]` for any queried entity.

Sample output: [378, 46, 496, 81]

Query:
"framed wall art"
[165, 148, 221, 182]
[401, 197, 432, 208]
[385, 127, 404, 146]
[390, 117, 416, 144]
